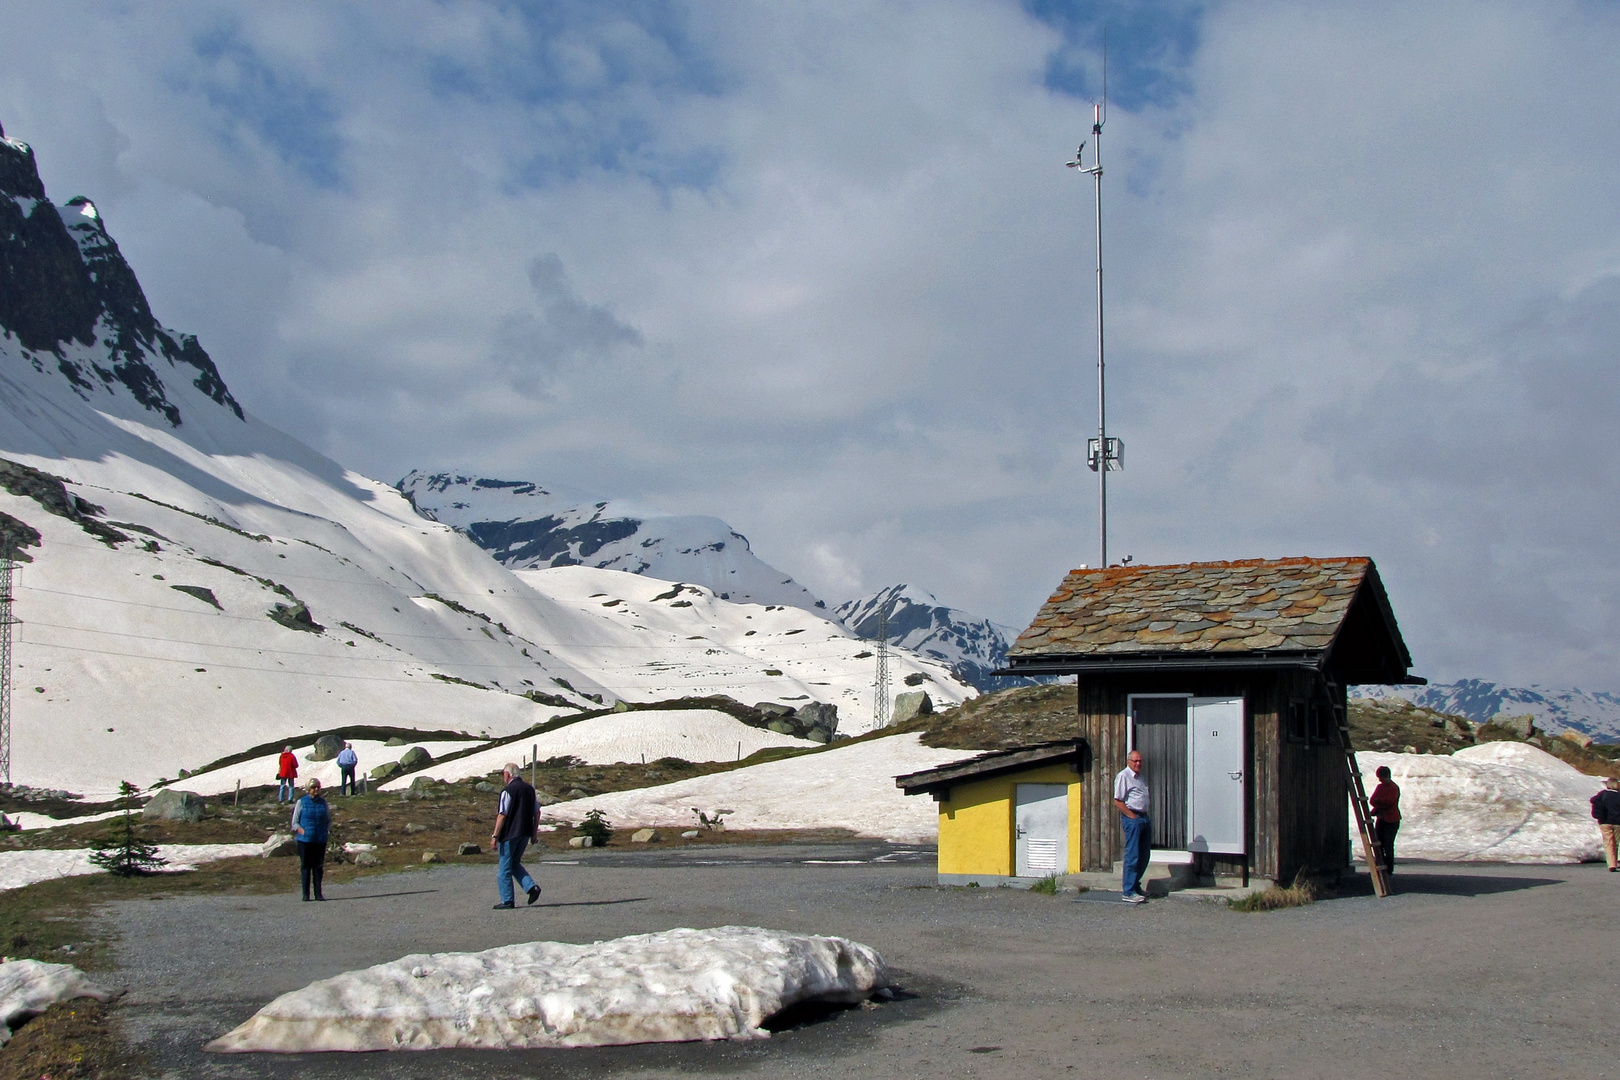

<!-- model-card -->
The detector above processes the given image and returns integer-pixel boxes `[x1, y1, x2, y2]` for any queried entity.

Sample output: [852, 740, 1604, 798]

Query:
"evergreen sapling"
[89, 781, 167, 876]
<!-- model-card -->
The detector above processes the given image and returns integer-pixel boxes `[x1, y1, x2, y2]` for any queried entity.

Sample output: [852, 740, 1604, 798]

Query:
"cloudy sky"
[3, 1, 1619, 690]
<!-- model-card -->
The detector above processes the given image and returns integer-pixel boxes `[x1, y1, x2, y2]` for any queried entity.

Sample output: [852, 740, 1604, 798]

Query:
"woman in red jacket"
[1368, 765, 1401, 877]
[277, 745, 298, 804]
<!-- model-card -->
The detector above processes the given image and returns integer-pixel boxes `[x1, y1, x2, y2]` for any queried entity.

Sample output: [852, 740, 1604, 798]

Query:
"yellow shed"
[896, 741, 1086, 887]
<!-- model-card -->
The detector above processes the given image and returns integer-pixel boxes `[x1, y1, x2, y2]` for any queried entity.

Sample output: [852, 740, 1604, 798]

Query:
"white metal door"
[1188, 697, 1245, 854]
[1014, 784, 1068, 877]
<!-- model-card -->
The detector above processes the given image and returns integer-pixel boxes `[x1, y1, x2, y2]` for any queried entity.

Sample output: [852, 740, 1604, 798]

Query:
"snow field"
[0, 960, 111, 1045]
[1352, 742, 1607, 863]
[0, 839, 281, 892]
[206, 926, 890, 1053]
[512, 567, 971, 735]
[378, 710, 816, 789]
[542, 732, 975, 843]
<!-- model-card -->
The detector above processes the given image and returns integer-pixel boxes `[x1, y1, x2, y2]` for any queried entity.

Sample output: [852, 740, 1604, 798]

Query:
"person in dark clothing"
[1591, 777, 1620, 872]
[1368, 765, 1400, 877]
[491, 763, 541, 909]
[291, 777, 332, 901]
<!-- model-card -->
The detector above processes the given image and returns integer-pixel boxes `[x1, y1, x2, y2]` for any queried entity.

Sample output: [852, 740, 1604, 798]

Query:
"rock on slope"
[400, 471, 827, 613]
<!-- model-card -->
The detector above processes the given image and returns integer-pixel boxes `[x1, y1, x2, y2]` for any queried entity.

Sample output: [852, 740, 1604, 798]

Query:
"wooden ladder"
[1336, 703, 1390, 898]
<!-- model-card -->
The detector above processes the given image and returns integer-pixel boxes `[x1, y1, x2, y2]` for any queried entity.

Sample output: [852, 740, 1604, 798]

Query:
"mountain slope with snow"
[0, 125, 968, 795]
[1353, 679, 1620, 743]
[837, 584, 1037, 692]
[400, 471, 827, 614]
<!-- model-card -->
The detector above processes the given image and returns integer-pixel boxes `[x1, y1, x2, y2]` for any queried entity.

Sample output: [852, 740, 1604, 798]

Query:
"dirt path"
[105, 848, 1619, 1078]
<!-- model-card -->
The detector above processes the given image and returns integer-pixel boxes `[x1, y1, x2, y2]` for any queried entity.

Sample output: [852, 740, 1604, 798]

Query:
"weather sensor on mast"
[1067, 71, 1121, 568]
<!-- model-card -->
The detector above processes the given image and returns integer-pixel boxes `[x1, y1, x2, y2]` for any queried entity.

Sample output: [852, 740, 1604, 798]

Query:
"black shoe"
[493, 901, 515, 909]
[527, 885, 541, 905]
[302, 896, 310, 902]
[315, 895, 325, 901]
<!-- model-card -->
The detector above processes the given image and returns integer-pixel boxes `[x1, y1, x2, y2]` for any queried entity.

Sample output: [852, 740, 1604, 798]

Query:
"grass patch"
[0, 997, 139, 1080]
[1029, 873, 1061, 895]
[1227, 871, 1319, 913]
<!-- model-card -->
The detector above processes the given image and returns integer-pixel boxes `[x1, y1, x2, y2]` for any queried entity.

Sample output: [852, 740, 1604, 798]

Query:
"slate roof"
[1008, 557, 1382, 661]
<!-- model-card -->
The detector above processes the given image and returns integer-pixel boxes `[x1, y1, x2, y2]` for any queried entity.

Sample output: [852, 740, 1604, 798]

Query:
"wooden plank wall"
[1078, 678, 1126, 871]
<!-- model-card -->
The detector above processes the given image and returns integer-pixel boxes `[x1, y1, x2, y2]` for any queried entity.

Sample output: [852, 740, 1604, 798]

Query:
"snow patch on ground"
[7, 809, 125, 831]
[379, 710, 816, 788]
[0, 840, 277, 892]
[544, 733, 974, 843]
[1353, 743, 1606, 864]
[207, 926, 889, 1053]
[0, 960, 111, 1045]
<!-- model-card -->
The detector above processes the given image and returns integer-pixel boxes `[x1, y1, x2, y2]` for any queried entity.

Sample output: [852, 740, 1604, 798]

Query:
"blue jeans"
[1121, 813, 1151, 897]
[278, 778, 295, 802]
[497, 837, 536, 905]
[339, 767, 356, 796]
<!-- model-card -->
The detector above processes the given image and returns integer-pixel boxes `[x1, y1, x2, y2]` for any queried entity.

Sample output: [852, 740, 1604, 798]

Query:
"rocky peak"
[0, 122, 242, 426]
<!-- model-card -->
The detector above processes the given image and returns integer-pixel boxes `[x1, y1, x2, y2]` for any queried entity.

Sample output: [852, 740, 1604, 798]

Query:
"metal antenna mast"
[0, 560, 15, 785]
[1067, 46, 1121, 567]
[873, 595, 891, 728]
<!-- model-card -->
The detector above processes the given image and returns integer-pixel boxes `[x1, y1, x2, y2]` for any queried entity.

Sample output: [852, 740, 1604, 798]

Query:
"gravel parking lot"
[107, 844, 1619, 1079]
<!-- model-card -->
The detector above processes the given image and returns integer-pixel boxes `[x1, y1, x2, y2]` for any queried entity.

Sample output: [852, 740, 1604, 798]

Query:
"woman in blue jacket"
[290, 777, 332, 901]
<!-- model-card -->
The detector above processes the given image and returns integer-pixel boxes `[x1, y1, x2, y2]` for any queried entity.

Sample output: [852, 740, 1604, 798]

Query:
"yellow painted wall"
[937, 763, 1084, 875]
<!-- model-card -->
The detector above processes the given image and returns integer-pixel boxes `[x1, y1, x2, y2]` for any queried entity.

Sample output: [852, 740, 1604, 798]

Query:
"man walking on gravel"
[491, 763, 542, 909]
[1114, 750, 1151, 903]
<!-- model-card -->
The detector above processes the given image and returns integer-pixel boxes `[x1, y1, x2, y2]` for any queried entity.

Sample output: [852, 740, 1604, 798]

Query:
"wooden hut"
[993, 557, 1419, 886]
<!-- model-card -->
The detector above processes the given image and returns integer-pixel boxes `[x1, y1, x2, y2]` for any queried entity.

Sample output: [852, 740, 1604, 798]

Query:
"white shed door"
[1014, 784, 1068, 877]
[1189, 697, 1245, 854]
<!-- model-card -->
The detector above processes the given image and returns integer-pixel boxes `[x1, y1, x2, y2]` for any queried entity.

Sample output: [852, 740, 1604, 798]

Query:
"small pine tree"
[576, 808, 613, 846]
[89, 781, 167, 877]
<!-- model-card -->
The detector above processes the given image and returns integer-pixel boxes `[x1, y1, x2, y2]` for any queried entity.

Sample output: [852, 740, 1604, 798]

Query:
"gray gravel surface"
[105, 846, 1619, 1078]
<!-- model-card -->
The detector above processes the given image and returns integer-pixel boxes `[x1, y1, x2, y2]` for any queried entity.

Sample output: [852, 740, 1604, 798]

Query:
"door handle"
[1228, 771, 1243, 781]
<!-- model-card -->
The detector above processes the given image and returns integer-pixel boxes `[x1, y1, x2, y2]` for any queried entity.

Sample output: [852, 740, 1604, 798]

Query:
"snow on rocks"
[544, 733, 975, 843]
[0, 840, 279, 892]
[206, 926, 890, 1053]
[0, 960, 112, 1045]
[378, 710, 815, 789]
[1353, 742, 1607, 864]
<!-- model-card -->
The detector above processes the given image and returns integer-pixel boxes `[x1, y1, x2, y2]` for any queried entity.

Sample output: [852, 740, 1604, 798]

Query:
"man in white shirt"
[1113, 750, 1151, 903]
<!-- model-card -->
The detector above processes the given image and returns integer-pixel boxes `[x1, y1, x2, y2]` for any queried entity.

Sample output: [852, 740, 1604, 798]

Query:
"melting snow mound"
[206, 926, 890, 1053]
[0, 960, 111, 1045]
[1353, 742, 1606, 863]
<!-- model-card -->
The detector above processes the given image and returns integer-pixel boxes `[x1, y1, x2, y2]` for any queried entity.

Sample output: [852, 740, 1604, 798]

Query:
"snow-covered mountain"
[399, 471, 827, 614]
[0, 123, 966, 794]
[836, 584, 1036, 692]
[1354, 679, 1620, 743]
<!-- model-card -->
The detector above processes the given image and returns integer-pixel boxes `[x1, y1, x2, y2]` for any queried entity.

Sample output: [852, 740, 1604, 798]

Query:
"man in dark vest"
[490, 762, 542, 909]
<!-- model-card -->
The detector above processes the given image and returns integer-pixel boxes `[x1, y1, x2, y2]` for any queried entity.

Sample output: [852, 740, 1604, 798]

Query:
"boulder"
[353, 850, 382, 867]
[755, 702, 796, 718]
[143, 789, 205, 823]
[1560, 729, 1594, 749]
[680, 830, 700, 839]
[307, 734, 345, 762]
[891, 691, 933, 725]
[630, 828, 660, 844]
[473, 781, 497, 793]
[797, 702, 839, 741]
[399, 746, 433, 771]
[766, 718, 797, 735]
[422, 851, 443, 864]
[536, 791, 561, 806]
[457, 842, 480, 856]
[404, 823, 428, 834]
[385, 736, 407, 747]
[370, 762, 402, 782]
[1490, 713, 1537, 739]
[568, 835, 595, 849]
[262, 833, 297, 858]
